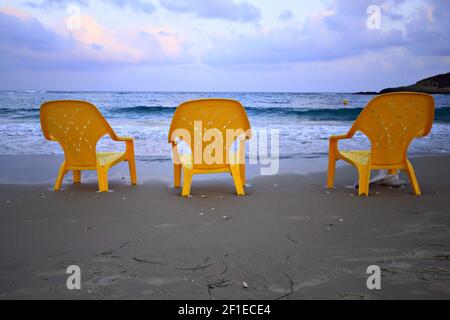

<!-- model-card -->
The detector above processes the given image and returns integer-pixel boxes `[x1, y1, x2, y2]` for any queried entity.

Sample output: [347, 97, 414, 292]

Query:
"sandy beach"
[0, 154, 449, 299]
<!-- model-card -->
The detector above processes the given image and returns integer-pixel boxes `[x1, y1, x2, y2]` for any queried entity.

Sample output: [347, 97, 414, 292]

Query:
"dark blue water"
[1, 91, 449, 157]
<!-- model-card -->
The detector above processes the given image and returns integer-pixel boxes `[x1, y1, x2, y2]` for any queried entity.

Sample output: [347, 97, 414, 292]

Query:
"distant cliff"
[379, 72, 450, 94]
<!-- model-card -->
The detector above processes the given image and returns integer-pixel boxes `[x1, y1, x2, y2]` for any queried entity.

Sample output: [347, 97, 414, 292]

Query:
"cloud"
[25, 0, 88, 9]
[25, 0, 156, 14]
[159, 0, 260, 22]
[203, 1, 406, 65]
[103, 0, 156, 14]
[0, 10, 73, 52]
[278, 10, 293, 21]
[3, 0, 450, 91]
[404, 0, 450, 56]
[0, 7, 191, 70]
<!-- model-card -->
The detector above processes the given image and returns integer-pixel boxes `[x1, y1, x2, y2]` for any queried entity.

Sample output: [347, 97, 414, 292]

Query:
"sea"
[1, 91, 449, 159]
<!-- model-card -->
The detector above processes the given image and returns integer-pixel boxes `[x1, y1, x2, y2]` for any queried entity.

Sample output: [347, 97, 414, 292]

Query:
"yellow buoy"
[343, 99, 349, 105]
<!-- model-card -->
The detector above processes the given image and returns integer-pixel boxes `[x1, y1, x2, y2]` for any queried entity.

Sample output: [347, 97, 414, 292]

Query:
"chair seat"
[339, 150, 370, 165]
[97, 152, 126, 166]
[179, 154, 229, 171]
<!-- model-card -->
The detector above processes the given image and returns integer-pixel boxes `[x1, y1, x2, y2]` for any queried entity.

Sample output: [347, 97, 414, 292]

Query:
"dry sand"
[0, 155, 449, 299]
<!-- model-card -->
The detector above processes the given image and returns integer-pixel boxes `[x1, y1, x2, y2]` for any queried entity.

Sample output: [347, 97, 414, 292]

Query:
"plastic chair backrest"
[168, 99, 251, 169]
[351, 93, 435, 165]
[40, 100, 113, 167]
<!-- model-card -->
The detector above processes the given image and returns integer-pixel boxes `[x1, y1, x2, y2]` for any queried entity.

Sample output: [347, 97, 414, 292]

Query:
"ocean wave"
[248, 106, 450, 122]
[0, 107, 40, 113]
[108, 105, 450, 122]
[111, 106, 175, 114]
[1, 104, 450, 123]
[435, 107, 450, 122]
[246, 107, 363, 121]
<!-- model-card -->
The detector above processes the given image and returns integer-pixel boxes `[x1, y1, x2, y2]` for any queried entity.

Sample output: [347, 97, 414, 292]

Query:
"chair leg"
[97, 166, 109, 192]
[54, 162, 67, 191]
[102, 168, 109, 192]
[73, 170, 81, 184]
[97, 167, 104, 192]
[357, 165, 371, 196]
[174, 163, 182, 188]
[405, 160, 421, 196]
[239, 164, 246, 186]
[327, 156, 337, 188]
[231, 165, 245, 196]
[128, 157, 137, 185]
[181, 168, 193, 197]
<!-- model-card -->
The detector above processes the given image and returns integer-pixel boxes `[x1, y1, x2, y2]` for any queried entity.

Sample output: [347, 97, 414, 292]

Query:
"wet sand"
[0, 155, 449, 299]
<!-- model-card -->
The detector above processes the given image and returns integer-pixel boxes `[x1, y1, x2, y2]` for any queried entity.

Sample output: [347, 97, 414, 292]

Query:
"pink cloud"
[0, 7, 192, 69]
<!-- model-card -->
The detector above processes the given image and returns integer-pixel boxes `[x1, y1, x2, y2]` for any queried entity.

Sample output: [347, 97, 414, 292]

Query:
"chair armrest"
[113, 136, 134, 142]
[110, 135, 135, 157]
[329, 132, 354, 156]
[329, 133, 353, 141]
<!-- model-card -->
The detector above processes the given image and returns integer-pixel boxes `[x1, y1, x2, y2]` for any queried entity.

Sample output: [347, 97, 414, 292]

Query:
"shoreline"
[0, 153, 447, 185]
[0, 154, 333, 186]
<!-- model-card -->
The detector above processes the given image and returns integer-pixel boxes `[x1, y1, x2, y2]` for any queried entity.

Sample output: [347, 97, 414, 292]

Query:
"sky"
[0, 0, 449, 92]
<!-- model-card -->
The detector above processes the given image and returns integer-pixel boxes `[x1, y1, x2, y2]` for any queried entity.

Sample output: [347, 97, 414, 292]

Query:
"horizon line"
[0, 89, 378, 94]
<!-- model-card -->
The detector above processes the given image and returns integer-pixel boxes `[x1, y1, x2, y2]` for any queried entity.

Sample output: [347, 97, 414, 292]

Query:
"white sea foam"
[1, 91, 450, 157]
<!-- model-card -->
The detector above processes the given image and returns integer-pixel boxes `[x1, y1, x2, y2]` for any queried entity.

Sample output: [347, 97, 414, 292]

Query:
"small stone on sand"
[4, 200, 11, 204]
[242, 281, 248, 288]
[201, 195, 207, 198]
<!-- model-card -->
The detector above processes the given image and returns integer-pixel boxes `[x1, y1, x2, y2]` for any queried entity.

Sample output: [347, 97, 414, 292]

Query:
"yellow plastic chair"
[168, 99, 251, 196]
[40, 100, 137, 192]
[327, 92, 435, 196]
